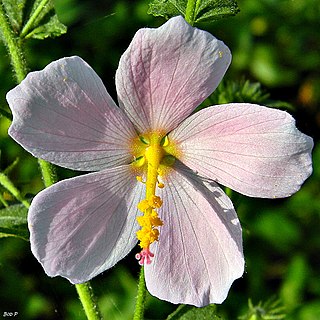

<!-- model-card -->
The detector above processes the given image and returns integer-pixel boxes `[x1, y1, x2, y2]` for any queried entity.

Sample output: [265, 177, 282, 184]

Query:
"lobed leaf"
[148, 0, 186, 20]
[198, 79, 294, 112]
[1, 0, 67, 40]
[195, 0, 240, 23]
[148, 0, 239, 23]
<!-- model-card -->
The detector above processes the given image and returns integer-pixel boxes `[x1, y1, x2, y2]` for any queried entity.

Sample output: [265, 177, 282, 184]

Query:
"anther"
[158, 182, 165, 188]
[148, 195, 162, 208]
[157, 176, 165, 188]
[150, 210, 163, 227]
[136, 176, 145, 183]
[137, 199, 150, 212]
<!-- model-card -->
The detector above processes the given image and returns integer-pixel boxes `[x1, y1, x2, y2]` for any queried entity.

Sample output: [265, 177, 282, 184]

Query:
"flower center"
[131, 132, 178, 265]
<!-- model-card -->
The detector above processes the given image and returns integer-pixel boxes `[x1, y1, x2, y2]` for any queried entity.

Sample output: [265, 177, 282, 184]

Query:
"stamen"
[133, 132, 177, 266]
[136, 176, 145, 183]
[150, 210, 163, 226]
[137, 199, 150, 212]
[148, 195, 162, 208]
[158, 182, 165, 188]
[157, 167, 164, 176]
[136, 227, 159, 248]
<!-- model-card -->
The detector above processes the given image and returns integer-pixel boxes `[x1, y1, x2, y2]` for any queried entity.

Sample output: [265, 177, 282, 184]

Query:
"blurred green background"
[0, 0, 319, 319]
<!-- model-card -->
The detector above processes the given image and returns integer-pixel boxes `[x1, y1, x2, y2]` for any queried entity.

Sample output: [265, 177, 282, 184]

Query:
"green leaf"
[166, 304, 222, 320]
[0, 204, 29, 240]
[148, 0, 239, 23]
[239, 297, 286, 320]
[1, 0, 67, 40]
[148, 0, 187, 20]
[198, 79, 294, 112]
[194, 0, 240, 23]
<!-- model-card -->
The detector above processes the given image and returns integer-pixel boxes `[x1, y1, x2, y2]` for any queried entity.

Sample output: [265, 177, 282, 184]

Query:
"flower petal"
[28, 165, 143, 284]
[170, 103, 313, 198]
[115, 16, 231, 133]
[144, 163, 244, 306]
[7, 56, 136, 171]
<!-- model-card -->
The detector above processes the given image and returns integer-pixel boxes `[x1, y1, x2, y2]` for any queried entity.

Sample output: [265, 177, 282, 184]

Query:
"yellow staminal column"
[135, 134, 165, 265]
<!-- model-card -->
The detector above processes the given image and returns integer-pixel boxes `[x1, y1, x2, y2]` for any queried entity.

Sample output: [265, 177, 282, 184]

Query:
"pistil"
[135, 134, 165, 265]
[131, 132, 178, 265]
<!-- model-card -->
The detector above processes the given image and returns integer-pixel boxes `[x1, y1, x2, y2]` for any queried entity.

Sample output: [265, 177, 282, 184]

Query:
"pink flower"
[7, 17, 313, 307]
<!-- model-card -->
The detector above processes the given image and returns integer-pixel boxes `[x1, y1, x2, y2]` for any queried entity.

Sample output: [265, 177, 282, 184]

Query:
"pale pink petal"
[28, 165, 143, 283]
[170, 103, 313, 198]
[144, 163, 244, 306]
[115, 16, 231, 133]
[7, 56, 136, 171]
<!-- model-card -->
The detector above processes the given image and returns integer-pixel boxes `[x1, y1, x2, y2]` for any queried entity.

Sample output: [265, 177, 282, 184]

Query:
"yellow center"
[130, 132, 179, 264]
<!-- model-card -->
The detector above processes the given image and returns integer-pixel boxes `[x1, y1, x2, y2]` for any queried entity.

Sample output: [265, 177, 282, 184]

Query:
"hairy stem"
[0, 2, 28, 82]
[76, 283, 102, 320]
[133, 267, 147, 320]
[38, 159, 58, 188]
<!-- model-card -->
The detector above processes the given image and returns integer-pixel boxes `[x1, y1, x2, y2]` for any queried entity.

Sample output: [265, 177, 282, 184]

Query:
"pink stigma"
[135, 248, 154, 265]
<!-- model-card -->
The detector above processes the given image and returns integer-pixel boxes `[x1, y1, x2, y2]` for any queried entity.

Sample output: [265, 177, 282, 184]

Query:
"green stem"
[0, 2, 28, 83]
[0, 173, 30, 209]
[185, 0, 198, 26]
[20, 0, 50, 39]
[75, 283, 102, 320]
[38, 159, 58, 187]
[133, 267, 147, 320]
